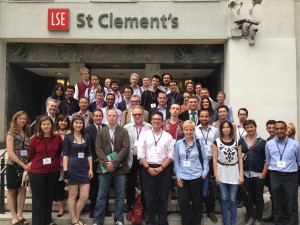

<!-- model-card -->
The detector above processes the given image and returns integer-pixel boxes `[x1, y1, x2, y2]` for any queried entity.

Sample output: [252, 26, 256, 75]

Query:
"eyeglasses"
[133, 113, 142, 117]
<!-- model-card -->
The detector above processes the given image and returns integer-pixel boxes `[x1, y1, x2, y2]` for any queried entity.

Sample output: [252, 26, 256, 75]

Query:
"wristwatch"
[145, 166, 150, 171]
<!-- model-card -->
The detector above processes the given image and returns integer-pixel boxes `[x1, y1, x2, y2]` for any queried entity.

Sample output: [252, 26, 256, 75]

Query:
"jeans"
[219, 183, 238, 225]
[93, 173, 126, 224]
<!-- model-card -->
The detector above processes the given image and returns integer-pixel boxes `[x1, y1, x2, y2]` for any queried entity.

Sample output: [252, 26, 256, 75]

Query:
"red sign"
[48, 9, 69, 31]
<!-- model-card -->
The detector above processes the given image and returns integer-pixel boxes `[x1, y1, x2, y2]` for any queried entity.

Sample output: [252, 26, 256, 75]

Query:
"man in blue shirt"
[265, 121, 300, 225]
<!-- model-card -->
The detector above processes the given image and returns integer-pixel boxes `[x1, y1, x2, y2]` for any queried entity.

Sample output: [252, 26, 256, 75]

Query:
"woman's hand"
[23, 162, 31, 171]
[239, 175, 244, 185]
[89, 169, 93, 179]
[215, 176, 221, 186]
[177, 178, 184, 187]
[63, 170, 70, 185]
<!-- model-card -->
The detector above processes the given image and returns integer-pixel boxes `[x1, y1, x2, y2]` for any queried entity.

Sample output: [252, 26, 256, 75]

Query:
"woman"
[47, 84, 66, 103]
[180, 92, 191, 112]
[212, 120, 244, 225]
[6, 111, 31, 225]
[200, 97, 216, 124]
[286, 122, 296, 140]
[28, 116, 63, 225]
[174, 120, 209, 225]
[213, 105, 236, 136]
[54, 115, 71, 218]
[63, 115, 93, 225]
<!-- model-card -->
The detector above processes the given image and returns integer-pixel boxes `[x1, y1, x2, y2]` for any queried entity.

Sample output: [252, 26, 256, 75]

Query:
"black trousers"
[29, 171, 60, 225]
[244, 176, 265, 220]
[89, 161, 99, 214]
[270, 171, 298, 225]
[178, 177, 204, 225]
[204, 159, 215, 214]
[141, 164, 172, 225]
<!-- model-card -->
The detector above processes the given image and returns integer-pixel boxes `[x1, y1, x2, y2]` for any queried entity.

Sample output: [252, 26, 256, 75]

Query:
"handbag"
[126, 194, 144, 225]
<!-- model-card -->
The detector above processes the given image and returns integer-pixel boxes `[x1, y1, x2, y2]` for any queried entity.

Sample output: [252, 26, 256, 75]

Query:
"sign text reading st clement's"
[77, 13, 179, 29]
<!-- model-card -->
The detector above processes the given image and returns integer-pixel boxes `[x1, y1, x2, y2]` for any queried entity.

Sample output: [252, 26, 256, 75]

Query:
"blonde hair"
[183, 120, 195, 130]
[287, 122, 296, 140]
[80, 67, 90, 75]
[9, 111, 31, 136]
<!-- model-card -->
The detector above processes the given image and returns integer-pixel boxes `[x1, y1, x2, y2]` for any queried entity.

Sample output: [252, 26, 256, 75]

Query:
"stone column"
[0, 41, 7, 143]
[296, 1, 300, 140]
[145, 64, 161, 77]
[69, 63, 86, 85]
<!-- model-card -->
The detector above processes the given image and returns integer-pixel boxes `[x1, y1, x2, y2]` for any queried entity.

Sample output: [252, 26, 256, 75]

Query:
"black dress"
[63, 134, 92, 185]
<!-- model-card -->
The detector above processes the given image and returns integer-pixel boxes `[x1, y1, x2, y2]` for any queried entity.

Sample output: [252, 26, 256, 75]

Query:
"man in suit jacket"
[167, 80, 183, 106]
[84, 109, 107, 218]
[88, 89, 107, 112]
[34, 98, 59, 133]
[120, 95, 149, 127]
[117, 85, 133, 112]
[149, 92, 171, 121]
[179, 96, 200, 125]
[93, 109, 130, 225]
[58, 85, 80, 117]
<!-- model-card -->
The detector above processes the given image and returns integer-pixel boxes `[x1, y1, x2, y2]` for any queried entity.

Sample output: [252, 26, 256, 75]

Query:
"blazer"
[88, 101, 107, 112]
[95, 125, 130, 174]
[124, 122, 152, 169]
[167, 92, 184, 106]
[84, 123, 107, 159]
[120, 109, 149, 127]
[117, 100, 128, 112]
[179, 110, 200, 125]
[58, 98, 80, 116]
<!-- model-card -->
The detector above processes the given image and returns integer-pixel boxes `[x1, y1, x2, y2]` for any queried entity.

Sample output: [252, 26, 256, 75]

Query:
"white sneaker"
[246, 218, 254, 225]
[115, 221, 124, 225]
[253, 220, 262, 225]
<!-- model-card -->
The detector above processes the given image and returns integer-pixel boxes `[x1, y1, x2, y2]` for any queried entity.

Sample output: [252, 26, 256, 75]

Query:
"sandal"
[19, 218, 29, 225]
[78, 219, 86, 225]
[12, 221, 22, 225]
[71, 220, 80, 225]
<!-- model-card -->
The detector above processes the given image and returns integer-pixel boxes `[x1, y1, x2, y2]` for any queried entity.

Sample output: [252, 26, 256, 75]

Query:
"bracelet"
[145, 166, 150, 171]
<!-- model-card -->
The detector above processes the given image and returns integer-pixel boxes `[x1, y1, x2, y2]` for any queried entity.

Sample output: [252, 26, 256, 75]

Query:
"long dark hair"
[51, 84, 65, 101]
[54, 114, 70, 132]
[70, 115, 85, 135]
[219, 120, 234, 140]
[200, 97, 214, 116]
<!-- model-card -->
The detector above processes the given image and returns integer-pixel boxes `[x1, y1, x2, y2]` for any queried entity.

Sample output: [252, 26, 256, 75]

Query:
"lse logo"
[48, 9, 69, 31]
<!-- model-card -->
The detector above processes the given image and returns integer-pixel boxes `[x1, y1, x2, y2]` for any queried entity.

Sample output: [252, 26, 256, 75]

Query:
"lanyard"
[238, 126, 245, 138]
[199, 127, 210, 145]
[276, 139, 288, 160]
[170, 93, 177, 104]
[135, 125, 144, 140]
[109, 128, 115, 151]
[74, 135, 83, 152]
[150, 91, 157, 101]
[43, 138, 53, 158]
[151, 129, 163, 147]
[183, 139, 194, 160]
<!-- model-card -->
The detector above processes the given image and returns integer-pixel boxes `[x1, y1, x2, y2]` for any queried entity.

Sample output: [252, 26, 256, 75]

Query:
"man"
[130, 73, 143, 97]
[124, 106, 152, 212]
[117, 85, 133, 112]
[93, 109, 130, 225]
[141, 75, 161, 112]
[141, 76, 150, 92]
[200, 88, 217, 110]
[120, 95, 149, 127]
[150, 92, 170, 120]
[34, 98, 59, 133]
[214, 91, 234, 122]
[74, 67, 92, 100]
[72, 97, 93, 128]
[138, 111, 174, 225]
[88, 89, 107, 112]
[265, 121, 300, 225]
[85, 74, 102, 103]
[179, 96, 200, 124]
[110, 79, 124, 108]
[266, 119, 277, 141]
[167, 80, 183, 106]
[101, 93, 122, 125]
[85, 109, 108, 218]
[159, 73, 172, 94]
[195, 82, 203, 100]
[195, 109, 219, 222]
[58, 85, 80, 118]
[236, 108, 248, 139]
[240, 120, 268, 225]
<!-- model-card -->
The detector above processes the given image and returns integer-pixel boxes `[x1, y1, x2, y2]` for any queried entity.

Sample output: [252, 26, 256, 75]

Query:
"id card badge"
[78, 152, 84, 158]
[204, 145, 209, 152]
[154, 146, 159, 153]
[150, 103, 156, 109]
[134, 140, 139, 147]
[20, 150, 27, 156]
[43, 158, 51, 165]
[277, 161, 286, 168]
[183, 160, 191, 167]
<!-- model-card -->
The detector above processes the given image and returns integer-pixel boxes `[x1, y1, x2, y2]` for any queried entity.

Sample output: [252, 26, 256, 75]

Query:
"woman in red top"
[28, 116, 63, 225]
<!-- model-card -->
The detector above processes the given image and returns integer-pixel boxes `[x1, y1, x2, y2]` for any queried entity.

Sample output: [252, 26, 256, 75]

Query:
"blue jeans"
[93, 173, 126, 224]
[219, 183, 238, 225]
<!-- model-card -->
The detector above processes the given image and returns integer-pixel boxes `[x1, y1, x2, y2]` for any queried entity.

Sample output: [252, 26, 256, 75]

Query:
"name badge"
[277, 161, 286, 168]
[150, 103, 156, 109]
[183, 160, 191, 167]
[134, 140, 139, 147]
[78, 152, 84, 158]
[204, 145, 209, 152]
[43, 158, 51, 165]
[154, 146, 159, 153]
[20, 150, 27, 156]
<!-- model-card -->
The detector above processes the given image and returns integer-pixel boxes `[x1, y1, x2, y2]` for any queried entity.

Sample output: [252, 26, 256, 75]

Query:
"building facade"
[0, 0, 299, 141]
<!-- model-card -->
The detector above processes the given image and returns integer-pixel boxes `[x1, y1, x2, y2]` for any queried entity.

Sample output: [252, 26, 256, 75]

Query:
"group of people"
[5, 68, 300, 225]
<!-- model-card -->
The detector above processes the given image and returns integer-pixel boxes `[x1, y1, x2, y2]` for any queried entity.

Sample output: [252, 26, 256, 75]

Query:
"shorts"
[6, 164, 23, 189]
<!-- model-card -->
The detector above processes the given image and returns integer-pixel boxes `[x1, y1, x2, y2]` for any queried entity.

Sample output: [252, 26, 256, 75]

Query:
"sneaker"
[245, 218, 254, 225]
[115, 221, 124, 225]
[208, 212, 218, 222]
[253, 220, 262, 225]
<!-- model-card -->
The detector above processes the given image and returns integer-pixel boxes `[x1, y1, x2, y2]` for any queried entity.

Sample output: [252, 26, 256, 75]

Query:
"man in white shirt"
[130, 73, 143, 97]
[85, 74, 102, 103]
[138, 111, 174, 225]
[236, 108, 248, 139]
[102, 93, 122, 125]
